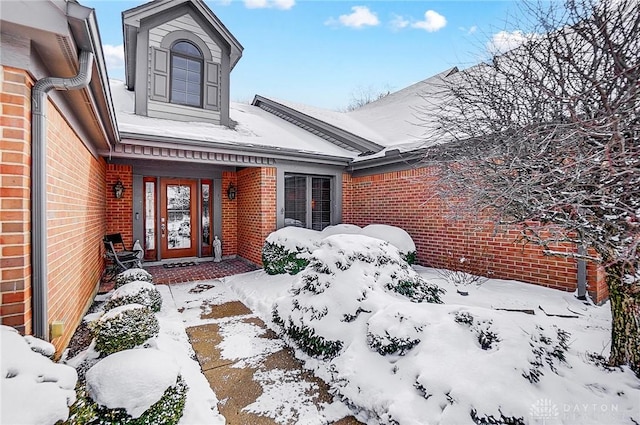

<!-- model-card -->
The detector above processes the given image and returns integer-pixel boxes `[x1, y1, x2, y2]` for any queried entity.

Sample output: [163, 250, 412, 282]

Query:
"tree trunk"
[607, 262, 640, 376]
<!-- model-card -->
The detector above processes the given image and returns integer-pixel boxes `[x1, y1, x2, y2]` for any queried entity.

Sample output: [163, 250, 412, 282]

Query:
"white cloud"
[411, 10, 447, 32]
[390, 14, 409, 31]
[468, 25, 477, 34]
[486, 30, 530, 54]
[102, 44, 124, 69]
[244, 0, 294, 10]
[327, 6, 379, 29]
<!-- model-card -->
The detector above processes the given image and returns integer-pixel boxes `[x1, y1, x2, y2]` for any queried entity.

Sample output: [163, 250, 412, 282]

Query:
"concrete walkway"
[171, 281, 362, 424]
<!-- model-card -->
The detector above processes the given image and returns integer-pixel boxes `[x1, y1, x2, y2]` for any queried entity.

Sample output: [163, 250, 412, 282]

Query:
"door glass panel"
[202, 183, 210, 246]
[312, 177, 331, 231]
[284, 175, 306, 227]
[144, 181, 155, 251]
[167, 184, 191, 250]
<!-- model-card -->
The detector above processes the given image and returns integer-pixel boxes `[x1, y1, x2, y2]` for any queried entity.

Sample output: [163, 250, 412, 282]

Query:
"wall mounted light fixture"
[227, 183, 237, 200]
[113, 180, 125, 199]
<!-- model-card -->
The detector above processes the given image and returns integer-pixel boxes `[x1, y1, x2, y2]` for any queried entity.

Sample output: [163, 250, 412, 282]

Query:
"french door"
[284, 174, 332, 230]
[160, 179, 197, 259]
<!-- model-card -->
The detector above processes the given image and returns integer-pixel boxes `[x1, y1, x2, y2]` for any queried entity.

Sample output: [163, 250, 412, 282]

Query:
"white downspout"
[31, 50, 94, 340]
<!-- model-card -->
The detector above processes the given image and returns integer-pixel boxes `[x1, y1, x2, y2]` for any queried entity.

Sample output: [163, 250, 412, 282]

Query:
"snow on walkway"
[164, 279, 357, 424]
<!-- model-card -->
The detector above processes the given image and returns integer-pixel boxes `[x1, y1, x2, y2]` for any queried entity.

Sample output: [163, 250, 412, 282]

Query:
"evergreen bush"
[92, 304, 159, 355]
[262, 242, 311, 275]
[104, 281, 162, 313]
[66, 376, 187, 425]
[115, 268, 152, 288]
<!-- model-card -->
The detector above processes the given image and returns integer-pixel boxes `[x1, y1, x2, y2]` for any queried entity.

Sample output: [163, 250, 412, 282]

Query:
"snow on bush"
[115, 268, 152, 288]
[312, 302, 639, 424]
[361, 224, 417, 264]
[263, 224, 419, 275]
[262, 227, 323, 275]
[24, 334, 56, 358]
[320, 223, 362, 236]
[272, 235, 443, 359]
[92, 304, 159, 355]
[1, 326, 77, 425]
[266, 235, 640, 424]
[82, 349, 186, 423]
[104, 280, 162, 313]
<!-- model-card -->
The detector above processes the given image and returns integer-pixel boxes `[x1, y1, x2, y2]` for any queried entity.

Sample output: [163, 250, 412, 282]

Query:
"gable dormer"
[123, 0, 243, 127]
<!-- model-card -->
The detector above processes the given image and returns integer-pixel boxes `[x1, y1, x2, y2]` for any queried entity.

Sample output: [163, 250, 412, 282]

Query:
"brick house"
[0, 0, 606, 355]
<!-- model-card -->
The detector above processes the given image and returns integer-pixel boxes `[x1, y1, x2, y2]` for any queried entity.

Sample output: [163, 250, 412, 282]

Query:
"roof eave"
[66, 1, 120, 148]
[252, 95, 384, 155]
[117, 131, 354, 167]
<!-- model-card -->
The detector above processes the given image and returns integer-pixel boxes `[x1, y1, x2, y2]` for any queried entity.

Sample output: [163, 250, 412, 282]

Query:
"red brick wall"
[237, 167, 276, 265]
[105, 164, 133, 247]
[221, 171, 237, 256]
[343, 167, 606, 302]
[1, 67, 33, 334]
[46, 94, 107, 354]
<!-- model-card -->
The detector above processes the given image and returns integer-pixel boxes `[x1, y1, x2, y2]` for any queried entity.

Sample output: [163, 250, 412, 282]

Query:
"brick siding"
[221, 171, 237, 256]
[1, 65, 108, 355]
[343, 167, 607, 303]
[46, 93, 107, 354]
[237, 167, 277, 265]
[105, 164, 133, 247]
[1, 67, 33, 334]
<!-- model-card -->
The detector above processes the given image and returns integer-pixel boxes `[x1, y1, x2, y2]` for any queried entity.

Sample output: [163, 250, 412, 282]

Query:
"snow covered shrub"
[273, 234, 444, 361]
[262, 227, 322, 275]
[453, 311, 500, 350]
[436, 236, 493, 295]
[92, 304, 159, 355]
[115, 268, 152, 288]
[1, 326, 77, 425]
[361, 224, 417, 265]
[24, 334, 56, 358]
[104, 281, 162, 313]
[73, 349, 187, 425]
[522, 325, 570, 383]
[367, 310, 423, 355]
[320, 223, 362, 237]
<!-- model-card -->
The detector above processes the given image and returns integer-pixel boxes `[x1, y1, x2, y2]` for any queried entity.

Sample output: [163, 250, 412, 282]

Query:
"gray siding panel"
[147, 99, 221, 122]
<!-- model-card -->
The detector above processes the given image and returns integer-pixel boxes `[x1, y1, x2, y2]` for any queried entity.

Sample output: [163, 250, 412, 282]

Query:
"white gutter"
[31, 49, 94, 340]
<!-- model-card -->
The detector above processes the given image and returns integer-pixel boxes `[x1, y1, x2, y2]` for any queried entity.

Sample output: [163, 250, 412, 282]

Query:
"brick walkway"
[145, 258, 259, 284]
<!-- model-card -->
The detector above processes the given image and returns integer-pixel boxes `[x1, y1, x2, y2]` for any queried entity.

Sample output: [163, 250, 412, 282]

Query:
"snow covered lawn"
[225, 264, 640, 425]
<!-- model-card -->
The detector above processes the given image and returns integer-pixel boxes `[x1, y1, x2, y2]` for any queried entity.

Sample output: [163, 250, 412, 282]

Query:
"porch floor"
[145, 258, 259, 284]
[99, 258, 259, 293]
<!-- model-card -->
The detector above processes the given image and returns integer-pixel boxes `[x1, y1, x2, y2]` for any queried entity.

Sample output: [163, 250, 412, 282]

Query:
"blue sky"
[86, 0, 527, 110]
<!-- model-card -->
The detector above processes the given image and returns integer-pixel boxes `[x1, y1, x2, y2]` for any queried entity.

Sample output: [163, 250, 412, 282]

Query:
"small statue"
[213, 235, 222, 263]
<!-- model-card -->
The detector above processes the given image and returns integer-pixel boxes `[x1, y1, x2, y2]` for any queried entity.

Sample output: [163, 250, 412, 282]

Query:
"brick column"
[1, 66, 33, 334]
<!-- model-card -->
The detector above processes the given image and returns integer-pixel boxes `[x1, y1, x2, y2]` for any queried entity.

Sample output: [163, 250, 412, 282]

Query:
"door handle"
[161, 223, 166, 238]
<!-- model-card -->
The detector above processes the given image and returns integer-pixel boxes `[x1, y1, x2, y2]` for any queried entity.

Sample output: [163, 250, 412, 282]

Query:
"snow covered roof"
[255, 67, 461, 164]
[109, 80, 357, 163]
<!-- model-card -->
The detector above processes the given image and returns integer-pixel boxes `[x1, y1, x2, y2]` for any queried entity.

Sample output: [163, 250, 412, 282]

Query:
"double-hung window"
[170, 41, 203, 107]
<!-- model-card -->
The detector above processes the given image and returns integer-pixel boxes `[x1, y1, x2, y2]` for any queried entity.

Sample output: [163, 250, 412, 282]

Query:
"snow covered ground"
[5, 258, 638, 424]
[223, 266, 640, 425]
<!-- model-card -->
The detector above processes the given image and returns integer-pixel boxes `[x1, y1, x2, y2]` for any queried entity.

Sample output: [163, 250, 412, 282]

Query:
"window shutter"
[150, 47, 169, 102]
[204, 61, 219, 110]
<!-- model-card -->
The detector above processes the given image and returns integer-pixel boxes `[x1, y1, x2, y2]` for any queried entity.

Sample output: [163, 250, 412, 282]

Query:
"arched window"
[170, 41, 203, 107]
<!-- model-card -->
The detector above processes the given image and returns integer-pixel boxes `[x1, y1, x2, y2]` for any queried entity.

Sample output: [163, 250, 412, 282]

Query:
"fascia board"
[67, 1, 120, 147]
[253, 95, 384, 154]
[117, 133, 353, 166]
